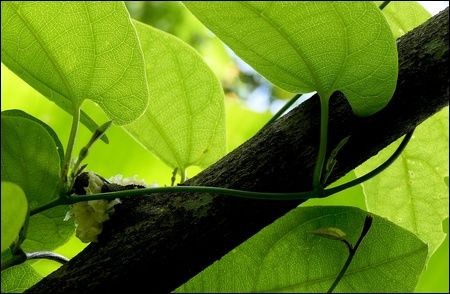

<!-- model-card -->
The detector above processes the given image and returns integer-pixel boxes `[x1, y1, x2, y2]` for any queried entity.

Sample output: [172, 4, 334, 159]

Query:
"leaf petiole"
[60, 107, 80, 191]
[312, 95, 330, 188]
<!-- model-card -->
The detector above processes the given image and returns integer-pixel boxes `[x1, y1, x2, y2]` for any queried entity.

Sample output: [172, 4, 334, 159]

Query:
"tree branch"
[29, 8, 449, 293]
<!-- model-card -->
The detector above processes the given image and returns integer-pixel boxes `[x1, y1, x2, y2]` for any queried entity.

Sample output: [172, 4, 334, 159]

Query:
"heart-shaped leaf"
[124, 20, 226, 170]
[1, 111, 62, 209]
[378, 1, 431, 39]
[177, 206, 427, 293]
[1, 182, 28, 253]
[184, 2, 397, 115]
[1, 2, 148, 125]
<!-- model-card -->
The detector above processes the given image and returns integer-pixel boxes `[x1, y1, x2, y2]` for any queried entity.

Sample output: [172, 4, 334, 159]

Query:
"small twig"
[379, 1, 391, 10]
[327, 215, 373, 293]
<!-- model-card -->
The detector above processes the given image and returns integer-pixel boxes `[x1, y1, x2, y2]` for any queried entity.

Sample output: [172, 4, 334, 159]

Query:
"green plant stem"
[379, 1, 391, 10]
[328, 215, 373, 293]
[60, 107, 80, 190]
[325, 129, 414, 195]
[29, 129, 414, 216]
[312, 96, 329, 188]
[26, 251, 69, 264]
[30, 198, 66, 216]
[262, 93, 303, 129]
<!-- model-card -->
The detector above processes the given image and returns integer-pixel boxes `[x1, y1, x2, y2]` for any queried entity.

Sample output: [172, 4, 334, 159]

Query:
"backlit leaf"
[356, 107, 449, 258]
[184, 2, 397, 116]
[1, 262, 42, 293]
[22, 206, 74, 252]
[1, 111, 61, 209]
[1, 182, 28, 253]
[378, 1, 431, 39]
[124, 20, 225, 170]
[177, 206, 427, 293]
[1, 2, 148, 125]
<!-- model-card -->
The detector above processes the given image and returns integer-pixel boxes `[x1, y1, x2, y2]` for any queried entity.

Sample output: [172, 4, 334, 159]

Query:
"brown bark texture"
[29, 8, 449, 293]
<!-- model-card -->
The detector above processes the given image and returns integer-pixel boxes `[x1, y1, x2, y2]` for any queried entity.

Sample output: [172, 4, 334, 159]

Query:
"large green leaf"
[1, 262, 42, 293]
[1, 182, 28, 253]
[356, 107, 449, 257]
[1, 111, 61, 209]
[177, 206, 427, 293]
[124, 20, 225, 170]
[1, 2, 148, 125]
[22, 206, 74, 252]
[184, 2, 397, 116]
[377, 1, 431, 39]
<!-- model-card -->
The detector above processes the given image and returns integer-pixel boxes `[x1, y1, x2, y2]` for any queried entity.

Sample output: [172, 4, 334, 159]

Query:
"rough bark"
[29, 8, 449, 293]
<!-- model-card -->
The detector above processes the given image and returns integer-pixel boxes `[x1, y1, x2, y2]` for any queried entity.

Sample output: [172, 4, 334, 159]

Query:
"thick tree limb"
[29, 8, 449, 293]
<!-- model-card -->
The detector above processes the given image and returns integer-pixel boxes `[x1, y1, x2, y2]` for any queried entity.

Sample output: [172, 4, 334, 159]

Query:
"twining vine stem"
[327, 215, 373, 293]
[29, 128, 414, 216]
[312, 95, 330, 188]
[261, 93, 303, 129]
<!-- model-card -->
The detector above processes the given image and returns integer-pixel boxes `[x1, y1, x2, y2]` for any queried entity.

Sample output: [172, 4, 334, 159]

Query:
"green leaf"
[184, 2, 398, 116]
[177, 206, 427, 293]
[1, 182, 28, 253]
[124, 20, 226, 170]
[356, 107, 449, 258]
[1, 2, 148, 125]
[22, 206, 74, 252]
[377, 1, 431, 39]
[1, 262, 42, 293]
[1, 111, 61, 209]
[2, 109, 64, 166]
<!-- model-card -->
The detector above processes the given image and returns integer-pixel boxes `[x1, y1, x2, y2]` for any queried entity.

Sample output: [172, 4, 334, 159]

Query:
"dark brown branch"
[29, 8, 449, 293]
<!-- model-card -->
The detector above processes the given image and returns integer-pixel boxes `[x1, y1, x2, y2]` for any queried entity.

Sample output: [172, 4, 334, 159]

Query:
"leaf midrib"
[239, 2, 321, 91]
[263, 245, 424, 292]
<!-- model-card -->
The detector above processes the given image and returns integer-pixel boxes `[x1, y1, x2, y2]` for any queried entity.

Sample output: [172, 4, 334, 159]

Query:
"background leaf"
[356, 107, 449, 258]
[1, 112, 61, 209]
[378, 1, 431, 39]
[177, 206, 427, 293]
[21, 206, 74, 253]
[1, 2, 148, 125]
[2, 109, 64, 166]
[1, 182, 28, 252]
[124, 20, 226, 170]
[184, 2, 397, 115]
[1, 262, 42, 293]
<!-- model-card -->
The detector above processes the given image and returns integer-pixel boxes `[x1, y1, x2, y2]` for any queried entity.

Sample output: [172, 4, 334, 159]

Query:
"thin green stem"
[325, 129, 414, 195]
[30, 198, 67, 216]
[30, 130, 414, 215]
[262, 93, 303, 129]
[60, 107, 80, 190]
[67, 185, 324, 203]
[379, 1, 391, 10]
[180, 168, 186, 183]
[328, 215, 373, 293]
[313, 96, 329, 188]
[26, 251, 69, 264]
